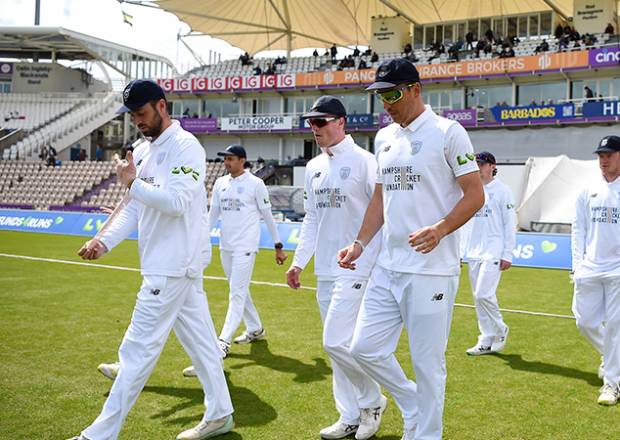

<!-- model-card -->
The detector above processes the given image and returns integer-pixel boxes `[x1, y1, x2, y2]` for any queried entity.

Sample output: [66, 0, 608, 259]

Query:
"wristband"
[353, 239, 365, 252]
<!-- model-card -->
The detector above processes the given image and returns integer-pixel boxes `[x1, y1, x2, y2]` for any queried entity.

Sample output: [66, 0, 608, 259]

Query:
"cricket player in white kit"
[572, 135, 620, 405]
[462, 151, 516, 356]
[285, 96, 386, 440]
[69, 80, 234, 440]
[207, 145, 287, 358]
[339, 59, 484, 440]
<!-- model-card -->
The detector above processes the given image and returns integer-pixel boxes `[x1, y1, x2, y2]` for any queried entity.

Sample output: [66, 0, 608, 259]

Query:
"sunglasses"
[307, 117, 338, 128]
[375, 83, 418, 105]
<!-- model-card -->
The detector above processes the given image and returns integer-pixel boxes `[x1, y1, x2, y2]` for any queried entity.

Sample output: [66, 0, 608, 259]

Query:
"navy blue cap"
[217, 145, 247, 159]
[301, 95, 347, 118]
[476, 151, 496, 164]
[366, 58, 421, 91]
[116, 79, 166, 114]
[594, 135, 620, 154]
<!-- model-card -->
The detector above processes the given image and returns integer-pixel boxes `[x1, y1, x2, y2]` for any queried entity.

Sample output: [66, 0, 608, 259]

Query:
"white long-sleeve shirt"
[292, 135, 381, 280]
[209, 170, 280, 254]
[99, 120, 207, 278]
[463, 178, 516, 262]
[571, 174, 620, 279]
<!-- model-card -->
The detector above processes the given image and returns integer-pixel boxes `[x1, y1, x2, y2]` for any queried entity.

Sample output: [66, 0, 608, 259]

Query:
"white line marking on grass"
[0, 252, 576, 320]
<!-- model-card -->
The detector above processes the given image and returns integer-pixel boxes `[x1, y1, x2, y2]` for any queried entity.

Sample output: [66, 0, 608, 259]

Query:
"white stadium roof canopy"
[137, 0, 619, 53]
[0, 26, 177, 78]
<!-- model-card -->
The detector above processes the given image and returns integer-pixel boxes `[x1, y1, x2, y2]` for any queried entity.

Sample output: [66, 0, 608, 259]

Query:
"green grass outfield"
[0, 230, 617, 440]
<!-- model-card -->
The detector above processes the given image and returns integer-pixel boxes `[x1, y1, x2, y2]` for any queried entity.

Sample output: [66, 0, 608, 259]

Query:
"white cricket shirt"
[99, 120, 207, 278]
[463, 178, 516, 262]
[209, 170, 280, 254]
[374, 105, 479, 276]
[572, 174, 620, 279]
[292, 135, 381, 280]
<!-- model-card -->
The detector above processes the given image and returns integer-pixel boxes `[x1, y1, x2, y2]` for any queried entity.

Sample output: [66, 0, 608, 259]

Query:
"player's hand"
[338, 242, 362, 270]
[275, 249, 288, 265]
[500, 259, 512, 271]
[408, 225, 444, 253]
[286, 265, 302, 289]
[78, 238, 107, 260]
[116, 150, 137, 188]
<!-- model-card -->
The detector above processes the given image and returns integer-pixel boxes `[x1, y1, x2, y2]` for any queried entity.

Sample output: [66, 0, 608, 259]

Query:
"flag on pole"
[122, 10, 133, 26]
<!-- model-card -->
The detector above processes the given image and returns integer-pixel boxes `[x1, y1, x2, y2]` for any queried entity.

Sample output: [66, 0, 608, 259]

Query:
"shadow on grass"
[143, 371, 277, 431]
[495, 353, 600, 386]
[227, 340, 331, 383]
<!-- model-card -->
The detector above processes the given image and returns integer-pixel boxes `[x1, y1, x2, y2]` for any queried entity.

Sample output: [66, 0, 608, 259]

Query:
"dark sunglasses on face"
[307, 117, 337, 128]
[375, 83, 418, 104]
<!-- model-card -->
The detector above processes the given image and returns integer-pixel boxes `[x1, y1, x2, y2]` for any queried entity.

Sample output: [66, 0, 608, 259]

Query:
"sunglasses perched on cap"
[307, 117, 338, 128]
[375, 83, 418, 105]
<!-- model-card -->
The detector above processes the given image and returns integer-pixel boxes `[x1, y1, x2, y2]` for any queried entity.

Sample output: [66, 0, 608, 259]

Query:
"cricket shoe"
[97, 362, 119, 380]
[598, 384, 620, 406]
[233, 328, 266, 344]
[491, 326, 509, 353]
[320, 421, 358, 439]
[466, 343, 493, 356]
[219, 339, 231, 358]
[183, 365, 197, 377]
[176, 415, 234, 440]
[356, 395, 388, 439]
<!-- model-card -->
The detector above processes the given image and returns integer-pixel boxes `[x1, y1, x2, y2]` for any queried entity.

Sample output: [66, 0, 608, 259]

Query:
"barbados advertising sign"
[490, 103, 575, 123]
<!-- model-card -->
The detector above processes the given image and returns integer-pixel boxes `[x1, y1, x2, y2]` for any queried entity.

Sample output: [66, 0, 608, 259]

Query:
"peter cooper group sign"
[221, 115, 293, 131]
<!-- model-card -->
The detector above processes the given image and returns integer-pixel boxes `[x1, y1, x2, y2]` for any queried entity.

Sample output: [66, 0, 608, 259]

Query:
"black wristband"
[274, 242, 283, 250]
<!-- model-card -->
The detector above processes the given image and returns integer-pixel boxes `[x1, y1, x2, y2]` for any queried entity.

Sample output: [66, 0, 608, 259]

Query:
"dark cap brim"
[116, 104, 132, 114]
[217, 151, 245, 158]
[365, 81, 399, 91]
[301, 111, 343, 119]
[594, 147, 619, 154]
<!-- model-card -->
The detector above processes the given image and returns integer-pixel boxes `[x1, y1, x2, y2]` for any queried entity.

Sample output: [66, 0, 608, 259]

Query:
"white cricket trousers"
[82, 275, 233, 440]
[219, 250, 262, 343]
[350, 266, 458, 440]
[467, 259, 507, 345]
[573, 276, 620, 388]
[317, 278, 383, 425]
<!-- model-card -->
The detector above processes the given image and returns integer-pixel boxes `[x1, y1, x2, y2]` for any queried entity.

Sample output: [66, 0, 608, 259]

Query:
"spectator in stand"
[47, 145, 57, 167]
[485, 28, 495, 44]
[353, 46, 360, 57]
[555, 23, 564, 40]
[95, 143, 104, 162]
[240, 52, 252, 66]
[313, 49, 319, 57]
[569, 27, 581, 41]
[253, 65, 262, 75]
[78, 148, 87, 162]
[499, 45, 515, 58]
[358, 58, 368, 69]
[573, 40, 582, 50]
[585, 86, 595, 102]
[448, 39, 463, 61]
[605, 23, 615, 34]
[39, 145, 48, 162]
[466, 31, 475, 50]
[509, 35, 521, 46]
[370, 51, 379, 63]
[584, 33, 598, 46]
[324, 48, 330, 57]
[534, 39, 549, 54]
[364, 47, 372, 56]
[404, 51, 419, 63]
[403, 43, 412, 55]
[558, 35, 570, 51]
[183, 107, 190, 117]
[265, 63, 275, 75]
[475, 39, 487, 57]
[530, 99, 538, 106]
[330, 44, 338, 62]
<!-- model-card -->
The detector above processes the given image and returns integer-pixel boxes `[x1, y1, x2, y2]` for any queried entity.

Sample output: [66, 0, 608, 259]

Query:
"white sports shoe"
[176, 415, 234, 440]
[219, 339, 231, 358]
[466, 343, 493, 356]
[319, 421, 358, 439]
[97, 362, 119, 380]
[356, 395, 388, 439]
[233, 328, 266, 344]
[491, 326, 509, 353]
[183, 365, 197, 377]
[400, 425, 417, 440]
[598, 356, 605, 380]
[598, 384, 620, 406]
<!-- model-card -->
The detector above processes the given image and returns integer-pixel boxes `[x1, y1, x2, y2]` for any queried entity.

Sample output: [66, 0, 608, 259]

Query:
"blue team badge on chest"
[237, 186, 245, 194]
[339, 167, 351, 180]
[410, 141, 423, 156]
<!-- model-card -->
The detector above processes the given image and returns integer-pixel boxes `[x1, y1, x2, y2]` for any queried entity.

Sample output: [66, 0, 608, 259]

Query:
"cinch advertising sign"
[582, 100, 620, 117]
[490, 103, 575, 123]
[588, 46, 620, 67]
[1, 209, 574, 270]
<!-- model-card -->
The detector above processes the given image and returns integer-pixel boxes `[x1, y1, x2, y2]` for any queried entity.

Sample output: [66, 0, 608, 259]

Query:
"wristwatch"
[274, 242, 284, 250]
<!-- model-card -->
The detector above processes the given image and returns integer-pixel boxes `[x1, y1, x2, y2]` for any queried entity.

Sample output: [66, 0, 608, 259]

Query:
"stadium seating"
[0, 160, 116, 210]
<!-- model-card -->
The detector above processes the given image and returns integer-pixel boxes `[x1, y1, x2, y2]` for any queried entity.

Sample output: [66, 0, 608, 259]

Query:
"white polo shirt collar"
[400, 105, 434, 134]
[150, 120, 180, 147]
